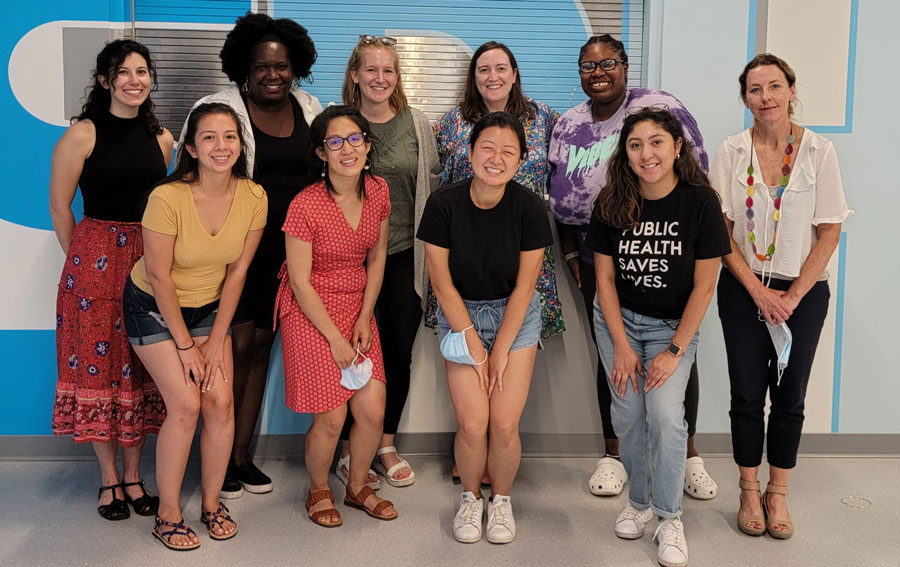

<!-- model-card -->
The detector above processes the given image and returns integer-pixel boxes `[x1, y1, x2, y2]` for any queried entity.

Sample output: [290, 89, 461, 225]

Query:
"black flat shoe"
[97, 483, 130, 521]
[121, 480, 159, 516]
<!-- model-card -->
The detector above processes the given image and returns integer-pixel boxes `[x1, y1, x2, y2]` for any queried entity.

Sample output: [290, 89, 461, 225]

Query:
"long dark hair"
[165, 103, 249, 185]
[461, 41, 532, 123]
[75, 40, 162, 135]
[593, 108, 713, 230]
[306, 105, 375, 200]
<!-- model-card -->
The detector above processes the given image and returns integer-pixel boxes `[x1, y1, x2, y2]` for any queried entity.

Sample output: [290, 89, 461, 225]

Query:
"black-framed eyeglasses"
[578, 59, 625, 73]
[324, 132, 367, 151]
[359, 35, 397, 47]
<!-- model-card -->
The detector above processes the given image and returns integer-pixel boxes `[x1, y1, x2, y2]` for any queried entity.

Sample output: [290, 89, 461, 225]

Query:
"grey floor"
[0, 455, 897, 567]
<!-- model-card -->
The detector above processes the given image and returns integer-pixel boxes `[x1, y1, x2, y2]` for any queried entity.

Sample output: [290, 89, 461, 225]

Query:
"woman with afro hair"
[179, 11, 322, 499]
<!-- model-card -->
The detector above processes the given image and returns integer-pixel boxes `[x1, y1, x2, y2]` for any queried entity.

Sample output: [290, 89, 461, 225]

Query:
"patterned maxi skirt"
[52, 217, 166, 446]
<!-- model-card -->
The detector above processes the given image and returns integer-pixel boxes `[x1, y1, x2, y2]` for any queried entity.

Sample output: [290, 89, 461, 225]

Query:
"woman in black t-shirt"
[417, 112, 552, 545]
[587, 108, 729, 567]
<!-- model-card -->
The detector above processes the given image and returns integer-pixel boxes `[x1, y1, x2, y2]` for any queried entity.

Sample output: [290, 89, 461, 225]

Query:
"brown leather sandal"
[763, 483, 794, 539]
[737, 479, 765, 536]
[344, 484, 398, 521]
[306, 489, 342, 528]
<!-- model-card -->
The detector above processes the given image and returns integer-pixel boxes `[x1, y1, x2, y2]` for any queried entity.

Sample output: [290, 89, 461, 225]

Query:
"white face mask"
[765, 321, 792, 386]
[340, 347, 373, 391]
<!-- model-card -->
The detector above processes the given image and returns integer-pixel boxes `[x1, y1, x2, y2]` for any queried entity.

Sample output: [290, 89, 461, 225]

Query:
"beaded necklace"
[745, 125, 794, 262]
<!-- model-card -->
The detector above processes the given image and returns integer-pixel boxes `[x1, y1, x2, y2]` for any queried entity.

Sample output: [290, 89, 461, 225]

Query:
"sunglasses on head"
[358, 35, 397, 47]
[324, 132, 367, 151]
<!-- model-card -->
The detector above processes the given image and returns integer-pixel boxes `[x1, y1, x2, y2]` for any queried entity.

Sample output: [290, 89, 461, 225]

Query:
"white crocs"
[683, 456, 717, 500]
[589, 456, 627, 496]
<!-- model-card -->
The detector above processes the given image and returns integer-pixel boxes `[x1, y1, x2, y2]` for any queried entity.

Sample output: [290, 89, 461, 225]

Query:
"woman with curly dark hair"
[50, 39, 173, 521]
[180, 12, 322, 498]
[589, 108, 729, 567]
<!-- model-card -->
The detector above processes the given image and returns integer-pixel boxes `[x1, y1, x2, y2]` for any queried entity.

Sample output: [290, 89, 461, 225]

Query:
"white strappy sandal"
[372, 446, 416, 487]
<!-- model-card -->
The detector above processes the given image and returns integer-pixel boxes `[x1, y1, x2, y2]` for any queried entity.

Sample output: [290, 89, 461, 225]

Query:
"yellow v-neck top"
[130, 178, 267, 307]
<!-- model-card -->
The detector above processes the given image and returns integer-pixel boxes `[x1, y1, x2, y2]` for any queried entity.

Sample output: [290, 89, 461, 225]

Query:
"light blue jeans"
[593, 300, 699, 519]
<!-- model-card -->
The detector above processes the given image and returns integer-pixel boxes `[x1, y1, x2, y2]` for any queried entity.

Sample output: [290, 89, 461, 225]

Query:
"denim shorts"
[436, 291, 541, 353]
[122, 275, 225, 345]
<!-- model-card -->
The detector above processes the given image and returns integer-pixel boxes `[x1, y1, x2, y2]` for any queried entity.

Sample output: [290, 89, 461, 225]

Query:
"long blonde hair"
[341, 39, 409, 113]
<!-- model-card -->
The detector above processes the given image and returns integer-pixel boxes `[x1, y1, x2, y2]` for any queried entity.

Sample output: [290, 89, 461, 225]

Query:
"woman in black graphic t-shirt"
[417, 112, 552, 545]
[587, 108, 729, 567]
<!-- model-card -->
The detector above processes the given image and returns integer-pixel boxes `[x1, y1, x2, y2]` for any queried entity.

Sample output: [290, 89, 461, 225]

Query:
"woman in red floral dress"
[275, 105, 397, 526]
[49, 40, 171, 520]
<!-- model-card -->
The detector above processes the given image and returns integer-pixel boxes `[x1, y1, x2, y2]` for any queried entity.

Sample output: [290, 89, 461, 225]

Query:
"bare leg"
[131, 340, 201, 548]
[738, 465, 764, 531]
[486, 347, 537, 496]
[766, 465, 793, 533]
[306, 404, 346, 521]
[93, 441, 122, 506]
[446, 360, 490, 496]
[686, 437, 700, 459]
[197, 336, 236, 537]
[346, 379, 393, 515]
[377, 433, 411, 480]
[121, 440, 150, 501]
[231, 325, 275, 465]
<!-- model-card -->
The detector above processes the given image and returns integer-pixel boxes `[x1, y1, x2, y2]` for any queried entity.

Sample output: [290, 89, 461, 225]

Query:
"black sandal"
[97, 483, 130, 521]
[121, 480, 159, 516]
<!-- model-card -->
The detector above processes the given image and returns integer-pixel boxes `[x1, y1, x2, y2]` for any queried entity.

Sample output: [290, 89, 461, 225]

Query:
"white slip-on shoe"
[615, 504, 654, 539]
[485, 494, 516, 544]
[654, 517, 689, 567]
[684, 456, 717, 500]
[453, 491, 484, 543]
[589, 456, 627, 496]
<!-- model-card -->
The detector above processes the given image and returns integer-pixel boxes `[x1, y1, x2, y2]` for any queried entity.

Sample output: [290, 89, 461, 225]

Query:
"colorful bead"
[747, 220, 755, 231]
[774, 197, 781, 209]
[746, 197, 754, 208]
[747, 185, 755, 196]
[747, 175, 754, 185]
[745, 126, 794, 264]
[747, 165, 755, 175]
[773, 210, 781, 221]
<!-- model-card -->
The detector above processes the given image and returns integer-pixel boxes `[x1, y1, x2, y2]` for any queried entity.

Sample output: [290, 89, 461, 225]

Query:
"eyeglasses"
[358, 35, 397, 47]
[578, 59, 625, 73]
[324, 132, 367, 151]
[625, 103, 670, 116]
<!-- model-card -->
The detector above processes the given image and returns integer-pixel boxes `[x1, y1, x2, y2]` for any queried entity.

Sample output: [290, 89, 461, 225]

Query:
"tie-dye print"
[548, 88, 708, 263]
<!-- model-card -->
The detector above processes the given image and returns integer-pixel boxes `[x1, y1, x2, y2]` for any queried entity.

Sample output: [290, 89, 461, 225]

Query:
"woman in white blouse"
[710, 53, 852, 540]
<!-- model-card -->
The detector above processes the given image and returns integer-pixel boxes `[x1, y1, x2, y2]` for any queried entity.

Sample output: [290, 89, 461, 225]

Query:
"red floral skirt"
[52, 217, 166, 446]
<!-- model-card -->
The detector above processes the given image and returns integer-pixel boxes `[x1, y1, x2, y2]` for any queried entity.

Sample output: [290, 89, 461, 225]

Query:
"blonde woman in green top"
[334, 35, 440, 488]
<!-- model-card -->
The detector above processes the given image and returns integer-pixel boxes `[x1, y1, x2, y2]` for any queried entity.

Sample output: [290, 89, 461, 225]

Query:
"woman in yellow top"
[122, 102, 267, 550]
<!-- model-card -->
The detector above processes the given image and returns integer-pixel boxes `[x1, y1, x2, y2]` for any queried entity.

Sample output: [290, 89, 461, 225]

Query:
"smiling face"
[186, 112, 243, 175]
[101, 51, 151, 116]
[579, 42, 627, 109]
[473, 48, 517, 112]
[469, 125, 523, 187]
[743, 64, 795, 124]
[247, 42, 293, 106]
[316, 116, 372, 181]
[625, 120, 682, 188]
[349, 47, 398, 107]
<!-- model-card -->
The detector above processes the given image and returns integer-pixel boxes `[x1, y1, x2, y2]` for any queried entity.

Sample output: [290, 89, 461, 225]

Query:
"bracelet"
[563, 251, 580, 262]
[175, 339, 195, 351]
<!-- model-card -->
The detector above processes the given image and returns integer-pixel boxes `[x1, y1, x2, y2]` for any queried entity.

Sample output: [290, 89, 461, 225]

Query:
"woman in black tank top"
[49, 40, 173, 523]
[177, 13, 322, 498]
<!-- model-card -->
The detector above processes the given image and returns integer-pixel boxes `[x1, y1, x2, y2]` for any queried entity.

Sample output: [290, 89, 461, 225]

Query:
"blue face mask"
[765, 321, 792, 386]
[439, 325, 488, 366]
[340, 348, 373, 391]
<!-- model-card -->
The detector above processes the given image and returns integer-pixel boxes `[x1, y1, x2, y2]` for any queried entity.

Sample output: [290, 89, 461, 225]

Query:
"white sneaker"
[684, 456, 717, 500]
[453, 491, 483, 543]
[589, 456, 628, 496]
[614, 504, 653, 539]
[486, 494, 516, 544]
[654, 518, 689, 567]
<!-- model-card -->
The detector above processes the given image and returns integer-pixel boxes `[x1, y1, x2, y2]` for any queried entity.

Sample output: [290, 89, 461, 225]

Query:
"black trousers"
[717, 268, 829, 469]
[342, 247, 422, 438]
[578, 259, 700, 441]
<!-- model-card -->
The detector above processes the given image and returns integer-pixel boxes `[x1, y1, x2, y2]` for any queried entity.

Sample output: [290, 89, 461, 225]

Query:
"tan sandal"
[306, 489, 342, 528]
[344, 484, 398, 521]
[737, 479, 765, 536]
[763, 483, 794, 539]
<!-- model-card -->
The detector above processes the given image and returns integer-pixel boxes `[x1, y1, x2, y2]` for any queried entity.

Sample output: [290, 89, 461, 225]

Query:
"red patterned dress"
[51, 110, 167, 445]
[275, 176, 390, 413]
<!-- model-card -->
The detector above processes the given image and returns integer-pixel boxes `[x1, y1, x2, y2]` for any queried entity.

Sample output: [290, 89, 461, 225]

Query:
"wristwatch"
[665, 342, 684, 357]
